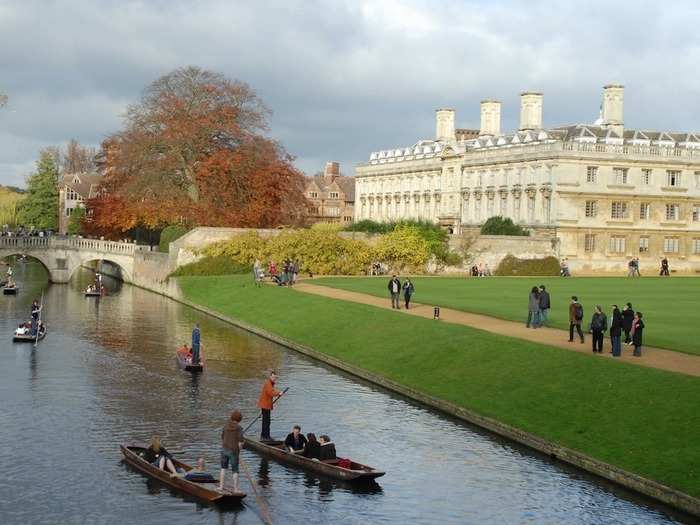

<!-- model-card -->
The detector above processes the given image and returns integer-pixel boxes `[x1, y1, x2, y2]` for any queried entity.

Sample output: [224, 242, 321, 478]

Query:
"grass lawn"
[312, 276, 700, 355]
[179, 275, 700, 498]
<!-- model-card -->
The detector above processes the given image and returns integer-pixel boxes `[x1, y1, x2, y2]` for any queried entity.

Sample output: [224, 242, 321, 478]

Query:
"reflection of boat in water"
[13, 324, 46, 342]
[243, 437, 385, 482]
[3, 284, 18, 295]
[120, 442, 246, 505]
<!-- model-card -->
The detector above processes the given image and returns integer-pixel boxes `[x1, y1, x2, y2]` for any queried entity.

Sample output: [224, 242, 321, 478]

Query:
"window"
[500, 196, 507, 215]
[641, 169, 652, 185]
[585, 200, 598, 217]
[611, 201, 628, 219]
[584, 234, 596, 252]
[665, 203, 680, 221]
[693, 204, 700, 222]
[66, 207, 74, 217]
[613, 168, 629, 185]
[343, 216, 352, 222]
[527, 196, 535, 222]
[639, 236, 649, 253]
[639, 202, 650, 220]
[693, 238, 700, 254]
[609, 236, 626, 253]
[308, 191, 318, 198]
[663, 237, 679, 253]
[329, 192, 339, 199]
[666, 170, 681, 187]
[326, 207, 340, 216]
[586, 166, 598, 183]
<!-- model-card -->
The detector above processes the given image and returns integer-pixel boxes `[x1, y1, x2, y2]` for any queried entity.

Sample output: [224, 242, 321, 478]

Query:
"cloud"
[1, 0, 699, 187]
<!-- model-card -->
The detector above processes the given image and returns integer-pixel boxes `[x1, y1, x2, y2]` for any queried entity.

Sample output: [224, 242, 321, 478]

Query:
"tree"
[62, 139, 96, 173]
[67, 206, 86, 235]
[480, 216, 530, 236]
[84, 66, 307, 237]
[17, 149, 59, 230]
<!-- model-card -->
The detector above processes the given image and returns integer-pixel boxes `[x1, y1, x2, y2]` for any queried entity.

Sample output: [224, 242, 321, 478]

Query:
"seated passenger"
[318, 435, 337, 461]
[143, 434, 178, 476]
[284, 425, 308, 454]
[184, 457, 215, 482]
[16, 324, 28, 335]
[303, 433, 321, 460]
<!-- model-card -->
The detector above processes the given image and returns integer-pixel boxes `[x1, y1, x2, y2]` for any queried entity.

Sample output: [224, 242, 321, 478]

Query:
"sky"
[1, 0, 699, 187]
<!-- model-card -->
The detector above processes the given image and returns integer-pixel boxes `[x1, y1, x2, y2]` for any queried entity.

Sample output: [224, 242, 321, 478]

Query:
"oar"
[240, 455, 274, 525]
[34, 291, 44, 348]
[243, 387, 289, 435]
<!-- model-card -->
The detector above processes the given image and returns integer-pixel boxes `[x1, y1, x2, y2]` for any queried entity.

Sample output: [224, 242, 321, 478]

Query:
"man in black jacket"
[538, 285, 551, 326]
[388, 275, 401, 309]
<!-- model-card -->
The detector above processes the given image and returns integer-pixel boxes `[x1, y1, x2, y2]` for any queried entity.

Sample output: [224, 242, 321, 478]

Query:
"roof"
[307, 174, 355, 201]
[60, 172, 102, 199]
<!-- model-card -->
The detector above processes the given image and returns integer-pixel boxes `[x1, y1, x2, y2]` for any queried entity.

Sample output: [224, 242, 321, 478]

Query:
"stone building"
[58, 172, 101, 234]
[355, 85, 700, 273]
[305, 162, 355, 224]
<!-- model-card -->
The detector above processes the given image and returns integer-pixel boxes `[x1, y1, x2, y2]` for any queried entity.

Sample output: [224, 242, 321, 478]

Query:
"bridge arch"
[1, 251, 53, 278]
[68, 257, 133, 283]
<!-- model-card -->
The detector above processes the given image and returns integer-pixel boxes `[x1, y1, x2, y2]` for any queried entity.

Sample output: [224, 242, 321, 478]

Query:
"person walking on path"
[526, 287, 541, 328]
[627, 259, 636, 277]
[292, 260, 300, 285]
[660, 257, 670, 276]
[257, 371, 281, 441]
[634, 257, 641, 277]
[538, 285, 551, 326]
[568, 296, 585, 343]
[631, 312, 645, 357]
[609, 305, 623, 357]
[402, 278, 415, 310]
[388, 275, 401, 309]
[589, 305, 607, 353]
[622, 303, 635, 344]
[219, 410, 244, 492]
[191, 323, 202, 364]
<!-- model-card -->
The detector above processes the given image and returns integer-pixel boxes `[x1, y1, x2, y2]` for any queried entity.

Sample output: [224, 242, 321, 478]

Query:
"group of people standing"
[387, 275, 415, 309]
[254, 259, 301, 287]
[626, 257, 671, 277]
[526, 285, 551, 328]
[567, 298, 645, 357]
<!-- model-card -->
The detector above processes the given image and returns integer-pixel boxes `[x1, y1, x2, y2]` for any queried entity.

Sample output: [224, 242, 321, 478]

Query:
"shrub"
[170, 255, 251, 277]
[480, 216, 530, 236]
[159, 224, 189, 252]
[344, 219, 393, 234]
[495, 255, 559, 276]
[375, 225, 431, 272]
[205, 230, 266, 262]
[347, 219, 449, 261]
[67, 206, 86, 235]
[443, 251, 464, 267]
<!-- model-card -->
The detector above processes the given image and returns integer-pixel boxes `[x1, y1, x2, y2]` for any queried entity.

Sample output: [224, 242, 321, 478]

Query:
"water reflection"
[0, 262, 695, 525]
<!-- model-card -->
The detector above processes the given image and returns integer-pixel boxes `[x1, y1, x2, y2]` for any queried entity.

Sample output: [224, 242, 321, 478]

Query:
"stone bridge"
[0, 236, 144, 283]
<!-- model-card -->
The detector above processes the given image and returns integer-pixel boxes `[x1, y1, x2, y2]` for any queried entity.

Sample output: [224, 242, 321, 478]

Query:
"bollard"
[433, 306, 440, 320]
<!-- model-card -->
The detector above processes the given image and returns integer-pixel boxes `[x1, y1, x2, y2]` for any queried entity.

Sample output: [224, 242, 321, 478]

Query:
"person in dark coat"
[589, 305, 607, 353]
[622, 302, 634, 344]
[568, 296, 584, 343]
[284, 425, 308, 453]
[318, 435, 337, 461]
[303, 433, 321, 460]
[526, 286, 540, 328]
[632, 312, 645, 357]
[660, 258, 670, 276]
[388, 275, 401, 309]
[538, 285, 551, 326]
[609, 305, 623, 357]
[402, 278, 415, 309]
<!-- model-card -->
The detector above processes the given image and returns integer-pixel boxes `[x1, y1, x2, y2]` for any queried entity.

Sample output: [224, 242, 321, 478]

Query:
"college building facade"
[355, 85, 700, 273]
[304, 162, 355, 225]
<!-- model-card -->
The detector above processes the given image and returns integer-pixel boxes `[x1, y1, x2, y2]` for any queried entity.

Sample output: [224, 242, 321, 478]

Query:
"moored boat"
[3, 286, 18, 295]
[243, 437, 385, 481]
[120, 442, 245, 504]
[176, 346, 204, 372]
[84, 290, 102, 297]
[13, 324, 46, 342]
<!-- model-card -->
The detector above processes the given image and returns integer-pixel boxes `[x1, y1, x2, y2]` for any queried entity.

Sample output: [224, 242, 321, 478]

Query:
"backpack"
[574, 303, 584, 320]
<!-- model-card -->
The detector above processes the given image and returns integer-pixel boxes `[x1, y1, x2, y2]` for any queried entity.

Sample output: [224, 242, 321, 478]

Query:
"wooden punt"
[13, 325, 46, 342]
[176, 347, 204, 372]
[120, 443, 245, 504]
[3, 286, 18, 295]
[84, 290, 102, 297]
[243, 437, 385, 481]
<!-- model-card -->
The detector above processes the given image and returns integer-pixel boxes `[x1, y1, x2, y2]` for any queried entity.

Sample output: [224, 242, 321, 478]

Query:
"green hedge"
[169, 255, 252, 277]
[495, 255, 559, 276]
[480, 216, 529, 236]
[158, 225, 189, 253]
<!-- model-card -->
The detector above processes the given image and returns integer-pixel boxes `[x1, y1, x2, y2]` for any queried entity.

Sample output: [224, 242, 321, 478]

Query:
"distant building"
[305, 162, 355, 224]
[58, 172, 101, 234]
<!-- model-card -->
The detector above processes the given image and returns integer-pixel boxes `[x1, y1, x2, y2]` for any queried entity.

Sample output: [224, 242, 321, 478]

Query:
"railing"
[0, 235, 137, 255]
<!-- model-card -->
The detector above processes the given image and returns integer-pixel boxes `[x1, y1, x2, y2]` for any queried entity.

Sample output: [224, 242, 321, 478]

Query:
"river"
[0, 260, 694, 524]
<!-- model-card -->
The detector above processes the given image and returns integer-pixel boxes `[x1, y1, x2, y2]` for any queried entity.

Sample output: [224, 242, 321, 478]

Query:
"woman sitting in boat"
[284, 425, 308, 454]
[15, 323, 29, 336]
[303, 433, 321, 460]
[143, 435, 178, 476]
[318, 435, 337, 461]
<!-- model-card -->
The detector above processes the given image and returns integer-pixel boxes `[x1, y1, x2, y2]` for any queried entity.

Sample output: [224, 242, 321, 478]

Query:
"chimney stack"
[323, 161, 340, 180]
[519, 92, 543, 131]
[602, 84, 624, 136]
[479, 100, 501, 137]
[435, 108, 455, 141]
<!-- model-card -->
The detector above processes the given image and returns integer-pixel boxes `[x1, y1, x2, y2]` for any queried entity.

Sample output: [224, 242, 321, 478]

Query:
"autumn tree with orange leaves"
[85, 66, 307, 237]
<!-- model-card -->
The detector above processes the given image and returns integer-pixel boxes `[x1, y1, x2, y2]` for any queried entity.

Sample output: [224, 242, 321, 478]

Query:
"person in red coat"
[257, 371, 281, 441]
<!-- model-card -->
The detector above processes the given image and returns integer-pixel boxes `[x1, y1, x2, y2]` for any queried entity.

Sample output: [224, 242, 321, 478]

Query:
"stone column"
[461, 189, 470, 224]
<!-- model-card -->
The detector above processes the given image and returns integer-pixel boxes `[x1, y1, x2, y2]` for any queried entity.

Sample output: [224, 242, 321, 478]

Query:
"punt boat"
[13, 324, 46, 342]
[176, 347, 204, 372]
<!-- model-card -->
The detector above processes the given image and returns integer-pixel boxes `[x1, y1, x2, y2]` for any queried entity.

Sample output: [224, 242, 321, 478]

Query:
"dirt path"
[293, 282, 700, 378]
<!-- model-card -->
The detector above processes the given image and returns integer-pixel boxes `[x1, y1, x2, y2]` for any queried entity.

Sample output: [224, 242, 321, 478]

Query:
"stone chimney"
[519, 92, 543, 131]
[602, 84, 624, 136]
[323, 161, 340, 181]
[435, 108, 456, 141]
[479, 100, 501, 137]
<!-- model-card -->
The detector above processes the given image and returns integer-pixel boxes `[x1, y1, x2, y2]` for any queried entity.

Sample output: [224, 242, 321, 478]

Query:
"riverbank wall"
[133, 276, 699, 519]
